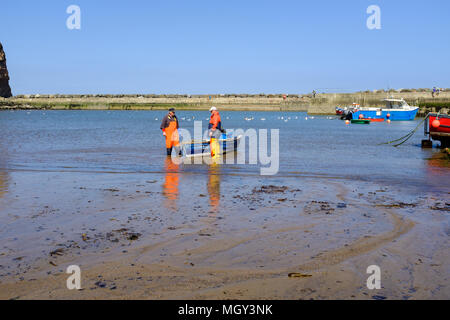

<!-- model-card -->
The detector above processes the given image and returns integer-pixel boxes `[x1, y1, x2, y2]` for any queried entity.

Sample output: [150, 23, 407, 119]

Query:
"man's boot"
[166, 148, 172, 156]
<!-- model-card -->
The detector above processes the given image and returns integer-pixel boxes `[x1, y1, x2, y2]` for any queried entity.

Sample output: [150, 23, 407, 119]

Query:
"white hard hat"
[209, 106, 217, 112]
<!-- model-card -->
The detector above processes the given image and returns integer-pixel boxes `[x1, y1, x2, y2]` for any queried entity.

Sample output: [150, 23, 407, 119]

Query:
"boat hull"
[183, 135, 242, 158]
[362, 118, 384, 122]
[352, 108, 419, 121]
[426, 113, 450, 147]
[429, 113, 450, 134]
[351, 119, 370, 124]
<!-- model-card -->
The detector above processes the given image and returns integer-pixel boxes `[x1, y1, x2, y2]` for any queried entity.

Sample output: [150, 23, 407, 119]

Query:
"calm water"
[0, 110, 449, 194]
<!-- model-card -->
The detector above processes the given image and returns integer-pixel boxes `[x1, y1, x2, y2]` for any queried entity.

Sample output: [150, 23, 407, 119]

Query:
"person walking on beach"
[160, 108, 180, 156]
[432, 87, 436, 98]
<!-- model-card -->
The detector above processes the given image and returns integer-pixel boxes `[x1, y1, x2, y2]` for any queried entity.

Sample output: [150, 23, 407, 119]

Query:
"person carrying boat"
[160, 108, 180, 156]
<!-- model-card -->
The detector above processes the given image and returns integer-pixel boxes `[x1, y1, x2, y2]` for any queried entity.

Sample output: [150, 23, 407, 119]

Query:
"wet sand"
[0, 168, 448, 300]
[0, 111, 449, 300]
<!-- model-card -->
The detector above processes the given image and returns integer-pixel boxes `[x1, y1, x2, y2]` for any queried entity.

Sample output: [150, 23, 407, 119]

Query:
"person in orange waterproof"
[208, 106, 224, 157]
[160, 108, 180, 156]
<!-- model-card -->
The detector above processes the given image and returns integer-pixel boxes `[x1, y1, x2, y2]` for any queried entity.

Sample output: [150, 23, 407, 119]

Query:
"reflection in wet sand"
[207, 164, 221, 211]
[162, 157, 179, 211]
[162, 155, 223, 212]
[0, 172, 8, 198]
[0, 138, 9, 198]
[427, 150, 450, 169]
[425, 150, 450, 191]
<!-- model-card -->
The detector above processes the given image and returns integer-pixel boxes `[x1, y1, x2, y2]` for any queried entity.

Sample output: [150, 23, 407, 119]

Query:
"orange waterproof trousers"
[165, 121, 180, 149]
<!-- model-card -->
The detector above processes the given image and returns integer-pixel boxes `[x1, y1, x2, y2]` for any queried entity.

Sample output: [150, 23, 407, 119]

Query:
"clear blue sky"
[1, 0, 449, 94]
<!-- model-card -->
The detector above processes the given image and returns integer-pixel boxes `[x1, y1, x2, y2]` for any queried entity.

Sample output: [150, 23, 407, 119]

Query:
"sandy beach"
[0, 110, 449, 300]
[0, 162, 448, 300]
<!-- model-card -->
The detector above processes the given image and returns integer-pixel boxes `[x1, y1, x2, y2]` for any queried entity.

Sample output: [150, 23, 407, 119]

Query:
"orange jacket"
[209, 111, 221, 130]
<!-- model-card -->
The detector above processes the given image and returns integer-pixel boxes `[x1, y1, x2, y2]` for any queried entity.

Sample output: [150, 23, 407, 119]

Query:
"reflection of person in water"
[162, 157, 179, 210]
[207, 164, 221, 210]
[0, 172, 7, 198]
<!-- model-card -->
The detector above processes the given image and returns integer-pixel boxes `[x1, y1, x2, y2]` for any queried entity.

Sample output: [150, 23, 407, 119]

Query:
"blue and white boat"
[352, 98, 419, 121]
[181, 133, 242, 158]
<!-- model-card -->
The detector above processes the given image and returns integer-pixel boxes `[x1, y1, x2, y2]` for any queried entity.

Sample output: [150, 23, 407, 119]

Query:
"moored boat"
[351, 119, 371, 124]
[425, 113, 450, 147]
[351, 98, 419, 121]
[429, 113, 450, 134]
[335, 107, 344, 115]
[337, 103, 359, 118]
[362, 118, 384, 122]
[182, 133, 242, 158]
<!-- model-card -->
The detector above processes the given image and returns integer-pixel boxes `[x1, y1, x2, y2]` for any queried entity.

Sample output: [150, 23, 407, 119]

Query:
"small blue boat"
[352, 98, 419, 121]
[181, 133, 242, 158]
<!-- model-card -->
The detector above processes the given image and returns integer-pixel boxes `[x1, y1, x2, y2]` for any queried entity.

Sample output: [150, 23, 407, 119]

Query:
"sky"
[1, 0, 449, 94]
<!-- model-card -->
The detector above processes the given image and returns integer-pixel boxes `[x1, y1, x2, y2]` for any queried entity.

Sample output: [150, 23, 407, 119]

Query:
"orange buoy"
[386, 113, 391, 119]
[432, 120, 441, 128]
[359, 114, 364, 119]
[387, 119, 391, 124]
[345, 120, 350, 125]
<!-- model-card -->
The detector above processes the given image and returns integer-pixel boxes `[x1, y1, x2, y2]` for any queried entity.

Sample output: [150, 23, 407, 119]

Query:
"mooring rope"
[379, 113, 430, 147]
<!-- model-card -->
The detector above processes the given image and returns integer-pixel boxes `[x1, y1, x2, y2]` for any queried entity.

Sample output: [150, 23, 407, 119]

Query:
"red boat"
[426, 113, 450, 147]
[336, 103, 359, 116]
[429, 113, 450, 133]
[362, 118, 385, 122]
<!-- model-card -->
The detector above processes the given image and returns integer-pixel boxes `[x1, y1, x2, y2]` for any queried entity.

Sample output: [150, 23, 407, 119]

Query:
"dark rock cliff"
[0, 42, 12, 98]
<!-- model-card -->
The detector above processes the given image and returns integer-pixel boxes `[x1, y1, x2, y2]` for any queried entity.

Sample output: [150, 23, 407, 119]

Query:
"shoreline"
[0, 103, 308, 112]
[1, 91, 449, 115]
